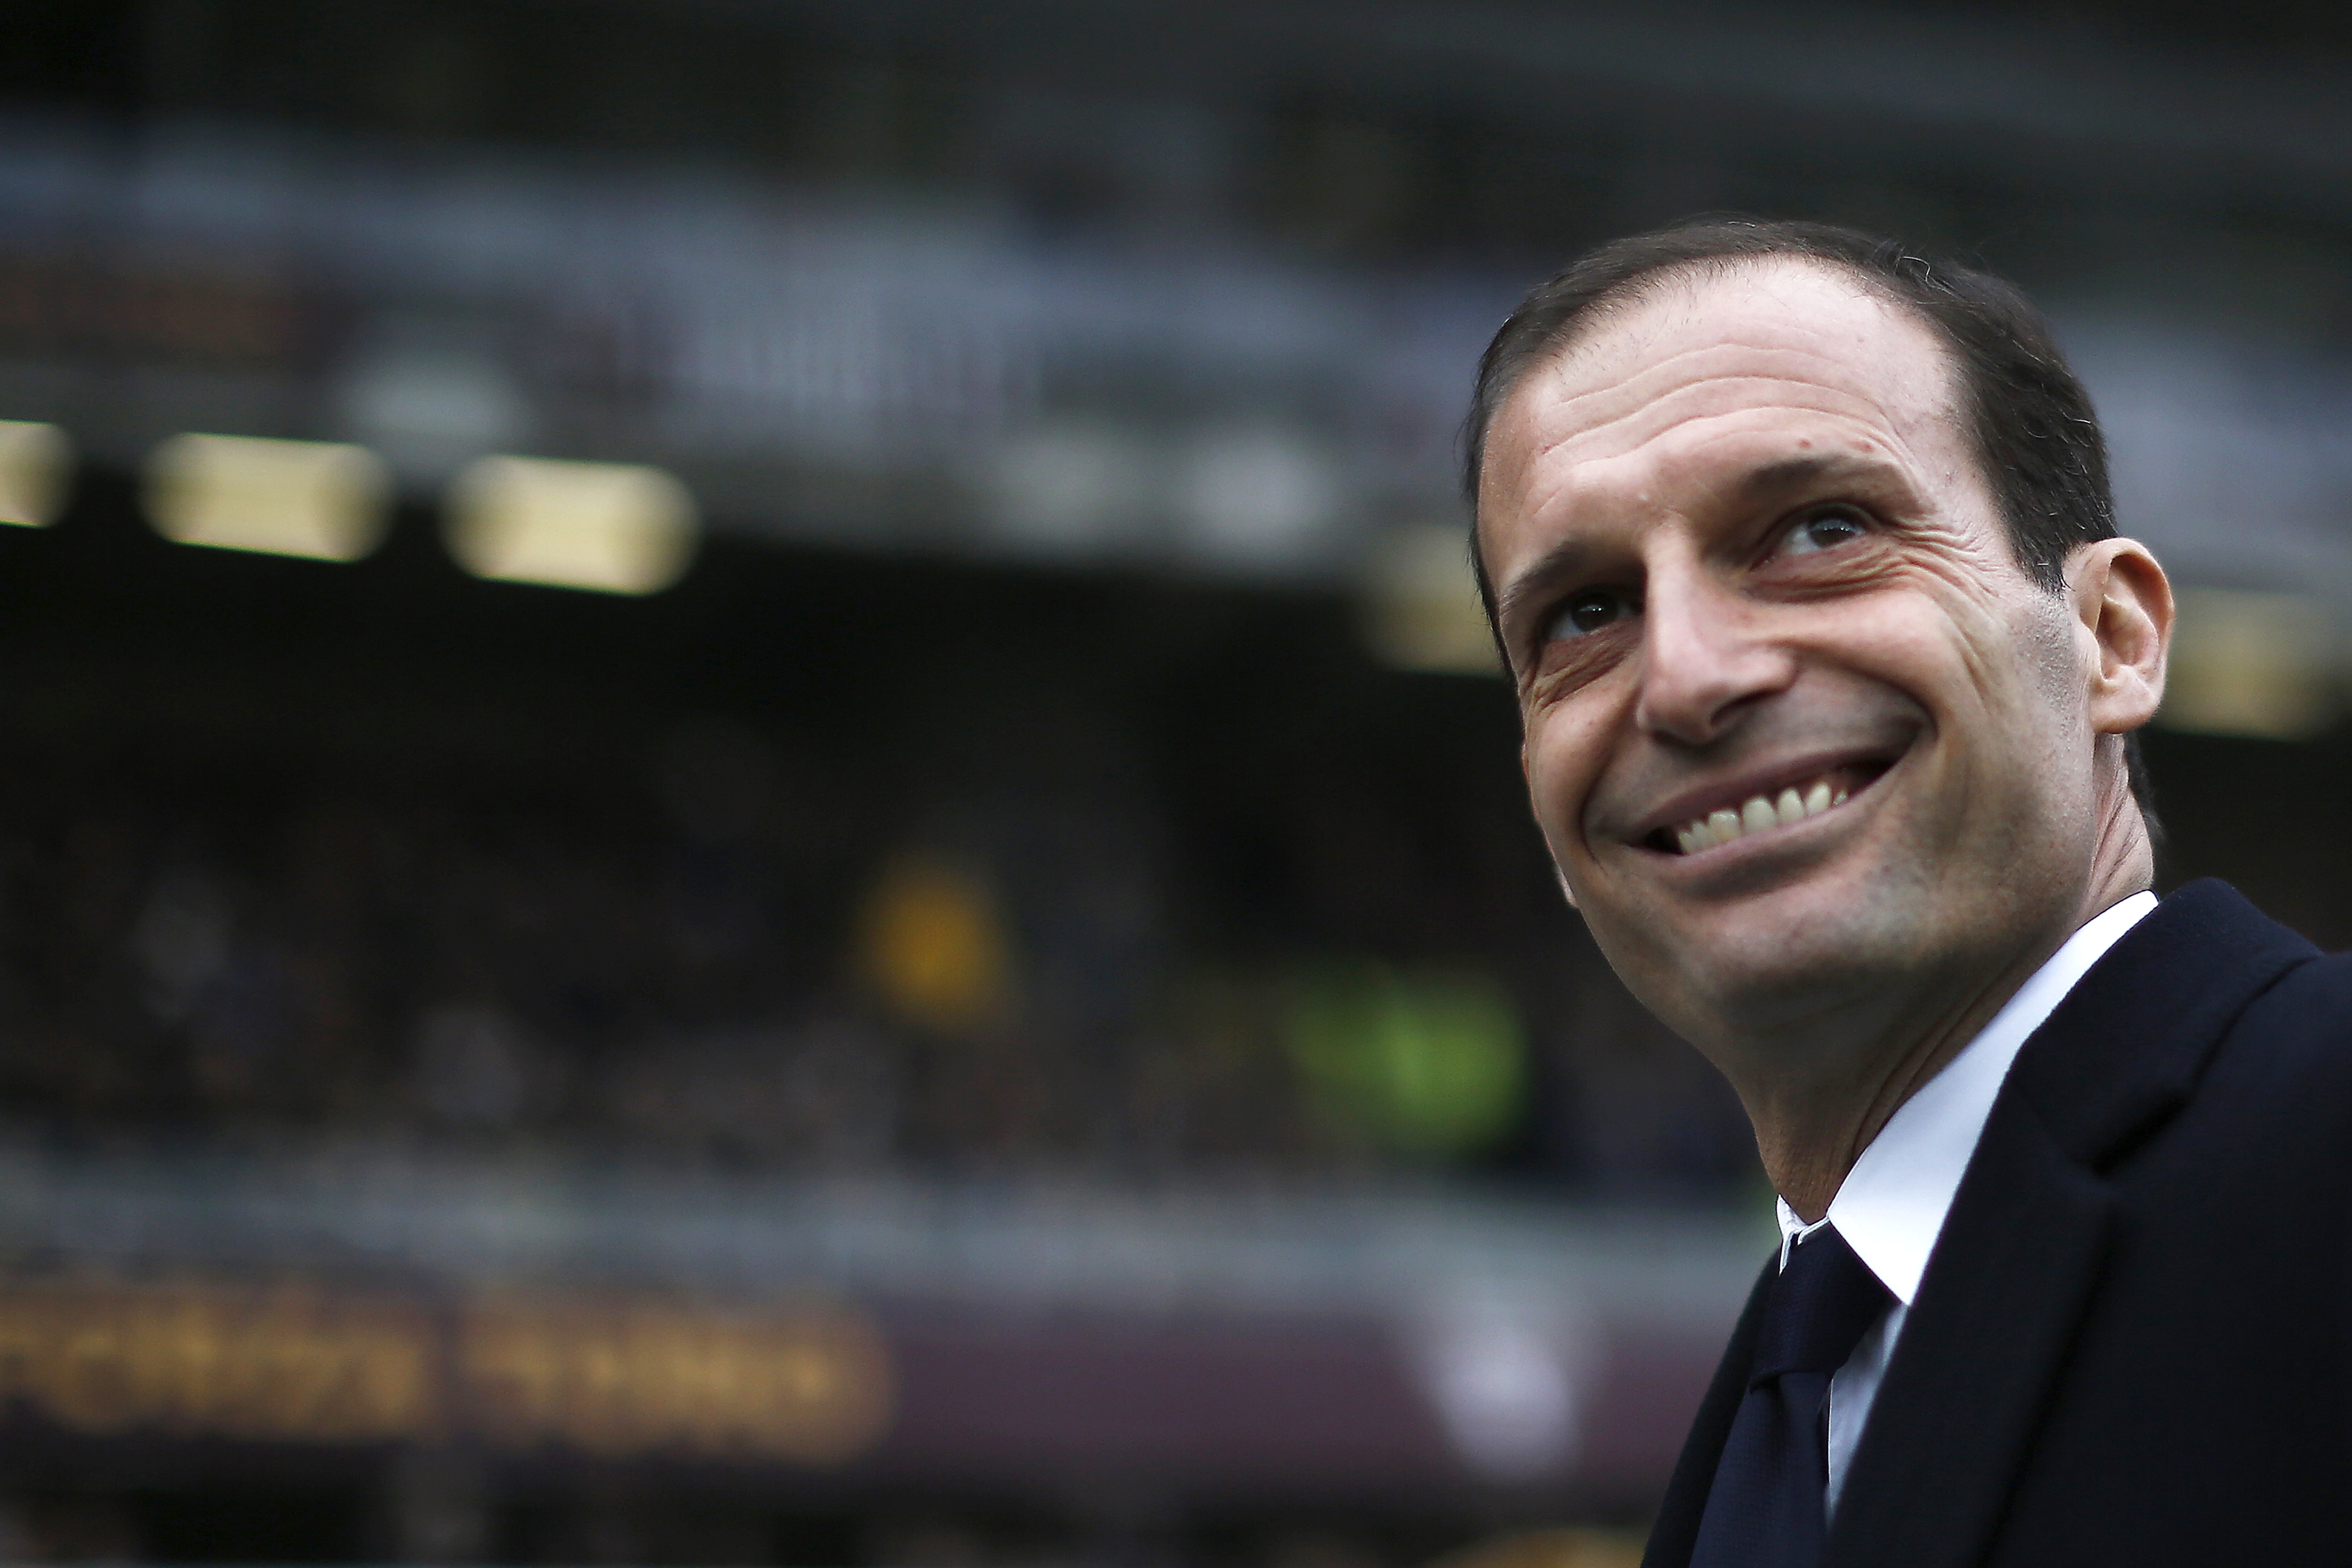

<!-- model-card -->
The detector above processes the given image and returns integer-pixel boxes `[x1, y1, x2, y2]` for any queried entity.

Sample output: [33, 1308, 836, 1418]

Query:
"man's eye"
[1543, 587, 1639, 642]
[1780, 506, 1870, 556]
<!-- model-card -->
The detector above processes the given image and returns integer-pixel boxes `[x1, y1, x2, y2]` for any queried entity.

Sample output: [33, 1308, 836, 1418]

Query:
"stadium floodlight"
[0, 420, 73, 527]
[144, 433, 391, 561]
[444, 455, 697, 596]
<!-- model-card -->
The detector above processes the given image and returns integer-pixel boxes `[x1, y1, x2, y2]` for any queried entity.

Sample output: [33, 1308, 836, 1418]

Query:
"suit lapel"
[1824, 881, 2315, 1567]
[1822, 1094, 2111, 1568]
[1642, 1260, 1774, 1568]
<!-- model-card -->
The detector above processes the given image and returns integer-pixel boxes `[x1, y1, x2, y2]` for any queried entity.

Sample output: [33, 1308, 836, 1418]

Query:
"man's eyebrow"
[1490, 452, 1892, 632]
[1493, 536, 1595, 634]
[1716, 452, 1879, 504]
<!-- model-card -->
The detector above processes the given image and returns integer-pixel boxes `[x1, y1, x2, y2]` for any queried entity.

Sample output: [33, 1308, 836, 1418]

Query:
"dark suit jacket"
[1642, 880, 2352, 1567]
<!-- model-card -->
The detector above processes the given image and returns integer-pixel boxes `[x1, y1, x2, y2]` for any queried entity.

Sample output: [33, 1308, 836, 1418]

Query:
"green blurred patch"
[1284, 962, 1526, 1159]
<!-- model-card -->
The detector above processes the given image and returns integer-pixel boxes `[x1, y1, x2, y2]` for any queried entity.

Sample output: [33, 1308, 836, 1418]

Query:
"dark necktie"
[1688, 1222, 1894, 1568]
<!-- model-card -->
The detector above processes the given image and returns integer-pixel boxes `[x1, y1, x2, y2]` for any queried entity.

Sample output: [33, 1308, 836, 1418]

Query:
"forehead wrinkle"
[1495, 342, 1952, 536]
[1518, 265, 1965, 464]
[1554, 331, 1901, 413]
[1531, 339, 1940, 455]
[1544, 383, 1915, 493]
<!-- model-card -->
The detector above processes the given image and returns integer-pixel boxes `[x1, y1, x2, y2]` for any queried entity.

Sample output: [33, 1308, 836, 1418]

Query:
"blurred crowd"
[0, 694, 1753, 1199]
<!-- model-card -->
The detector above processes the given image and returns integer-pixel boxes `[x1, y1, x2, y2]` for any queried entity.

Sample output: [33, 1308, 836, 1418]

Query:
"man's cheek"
[1522, 777, 1584, 894]
[1531, 760, 1591, 868]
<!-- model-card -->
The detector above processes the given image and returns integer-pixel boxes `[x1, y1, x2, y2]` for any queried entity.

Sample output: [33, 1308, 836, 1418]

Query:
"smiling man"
[1467, 220, 2352, 1567]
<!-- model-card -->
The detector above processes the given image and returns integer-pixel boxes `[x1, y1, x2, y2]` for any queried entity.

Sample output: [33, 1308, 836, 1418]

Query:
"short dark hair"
[1462, 215, 2156, 829]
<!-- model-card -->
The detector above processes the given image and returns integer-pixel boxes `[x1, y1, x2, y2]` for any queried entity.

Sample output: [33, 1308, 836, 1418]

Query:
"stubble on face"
[1478, 259, 2107, 1076]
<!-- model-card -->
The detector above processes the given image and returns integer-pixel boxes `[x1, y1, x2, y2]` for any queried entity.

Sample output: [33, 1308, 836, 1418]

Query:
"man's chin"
[1590, 873, 1931, 1041]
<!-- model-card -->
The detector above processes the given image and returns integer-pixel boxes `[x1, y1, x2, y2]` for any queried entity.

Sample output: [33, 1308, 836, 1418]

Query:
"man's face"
[1478, 259, 2107, 1052]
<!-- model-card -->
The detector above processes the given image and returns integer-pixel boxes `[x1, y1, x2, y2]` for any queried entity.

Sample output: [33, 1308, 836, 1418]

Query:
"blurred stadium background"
[3, 1, 2352, 1564]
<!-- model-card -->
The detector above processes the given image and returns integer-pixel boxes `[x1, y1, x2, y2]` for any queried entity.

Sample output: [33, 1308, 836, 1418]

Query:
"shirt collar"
[1774, 890, 2158, 1298]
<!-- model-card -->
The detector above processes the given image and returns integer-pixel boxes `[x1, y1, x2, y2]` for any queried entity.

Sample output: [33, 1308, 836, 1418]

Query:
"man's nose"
[1631, 564, 1797, 746]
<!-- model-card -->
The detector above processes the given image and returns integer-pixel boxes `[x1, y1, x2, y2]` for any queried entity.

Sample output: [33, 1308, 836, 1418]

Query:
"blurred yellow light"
[2161, 587, 2337, 740]
[144, 433, 391, 561]
[0, 420, 71, 527]
[1361, 524, 1501, 676]
[446, 455, 697, 595]
[857, 854, 1015, 1036]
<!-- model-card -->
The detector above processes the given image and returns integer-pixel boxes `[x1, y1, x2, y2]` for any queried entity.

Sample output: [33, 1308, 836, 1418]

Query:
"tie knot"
[1752, 1224, 1893, 1382]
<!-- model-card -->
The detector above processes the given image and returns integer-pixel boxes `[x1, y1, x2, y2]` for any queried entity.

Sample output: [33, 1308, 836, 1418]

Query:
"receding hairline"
[1496, 250, 1955, 410]
[1473, 250, 1968, 517]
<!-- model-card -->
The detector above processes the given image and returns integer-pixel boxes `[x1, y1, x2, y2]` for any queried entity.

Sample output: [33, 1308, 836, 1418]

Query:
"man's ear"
[1520, 742, 1578, 907]
[2068, 538, 2172, 735]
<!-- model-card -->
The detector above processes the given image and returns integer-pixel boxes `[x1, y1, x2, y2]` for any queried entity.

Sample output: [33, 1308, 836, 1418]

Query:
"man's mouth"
[1646, 760, 1893, 856]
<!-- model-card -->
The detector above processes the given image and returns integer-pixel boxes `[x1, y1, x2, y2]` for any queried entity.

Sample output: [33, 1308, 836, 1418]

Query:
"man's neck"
[1752, 938, 2059, 1223]
[1747, 821, 2156, 1224]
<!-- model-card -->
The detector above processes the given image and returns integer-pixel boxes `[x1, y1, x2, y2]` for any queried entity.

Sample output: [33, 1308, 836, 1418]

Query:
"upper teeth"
[1674, 777, 1849, 855]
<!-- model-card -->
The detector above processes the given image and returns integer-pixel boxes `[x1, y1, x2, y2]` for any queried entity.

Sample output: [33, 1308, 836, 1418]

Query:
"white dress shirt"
[1773, 890, 2157, 1512]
